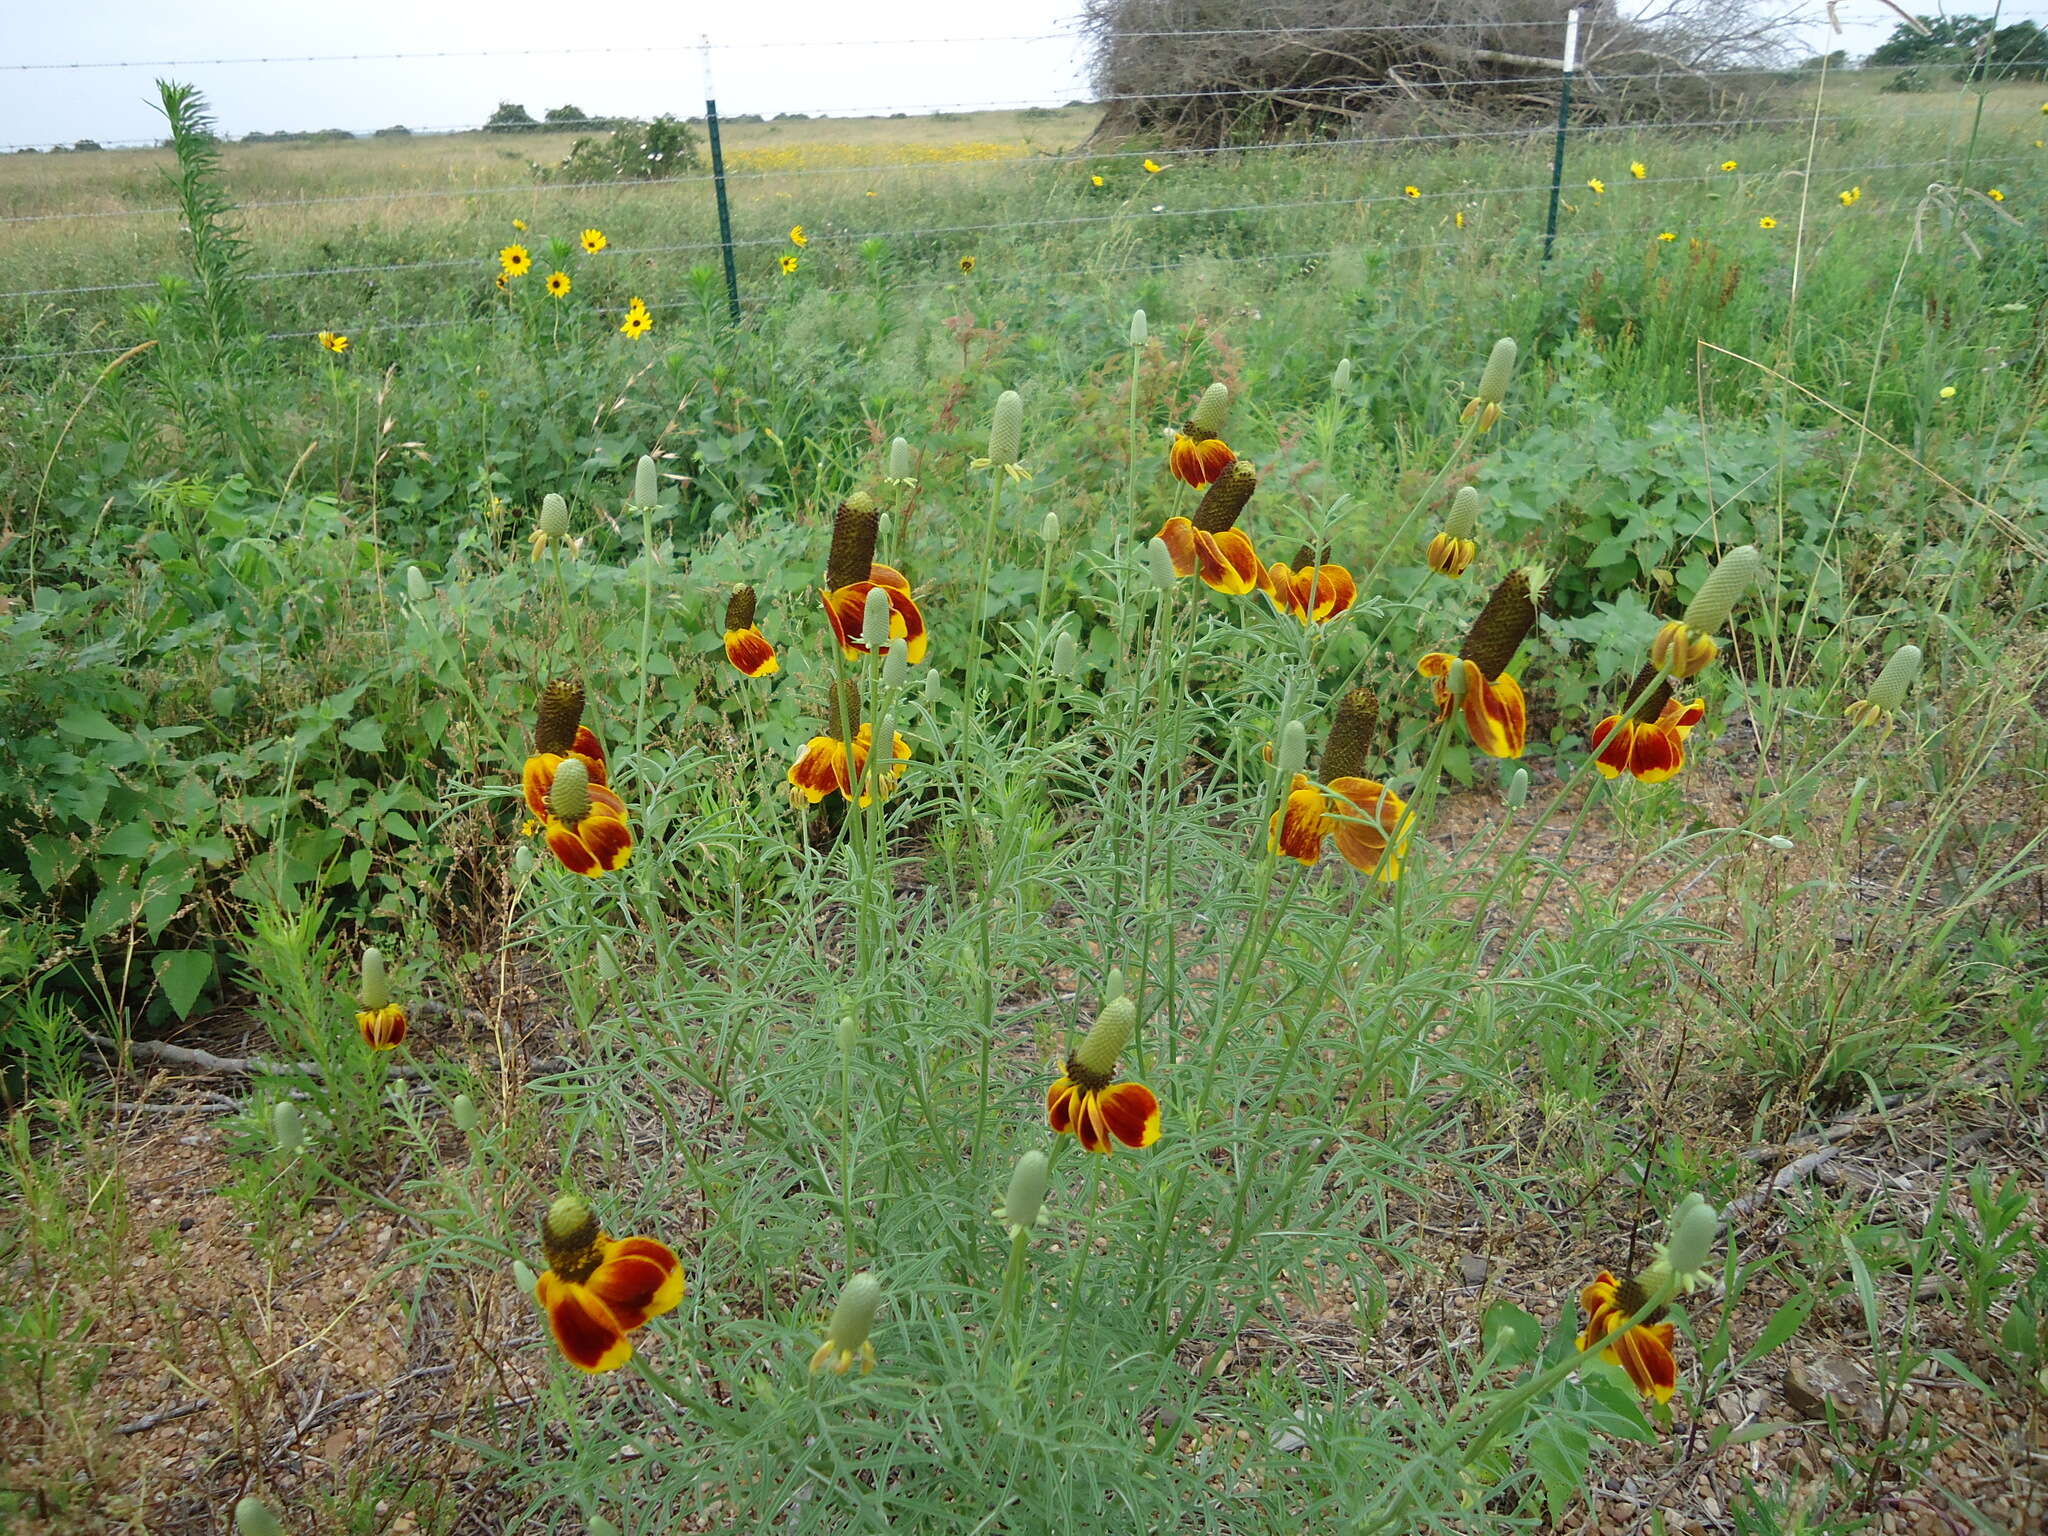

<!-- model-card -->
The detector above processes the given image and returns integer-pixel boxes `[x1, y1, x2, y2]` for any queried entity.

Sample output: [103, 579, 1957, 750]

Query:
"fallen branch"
[1725, 1146, 1841, 1221]
[115, 1398, 211, 1435]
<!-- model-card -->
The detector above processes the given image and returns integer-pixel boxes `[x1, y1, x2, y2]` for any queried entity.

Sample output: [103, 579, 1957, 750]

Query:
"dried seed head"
[534, 678, 586, 755]
[1073, 995, 1138, 1079]
[1191, 458, 1257, 533]
[888, 436, 912, 479]
[1001, 1149, 1050, 1235]
[1320, 688, 1379, 780]
[1476, 337, 1518, 405]
[811, 1272, 883, 1374]
[1446, 485, 1481, 541]
[1145, 536, 1178, 593]
[987, 390, 1024, 468]
[538, 493, 570, 540]
[1186, 381, 1230, 439]
[1128, 308, 1148, 346]
[1681, 545, 1762, 635]
[547, 758, 594, 823]
[725, 583, 758, 632]
[1460, 569, 1538, 679]
[634, 454, 659, 509]
[1275, 719, 1308, 779]
[1864, 644, 1923, 714]
[827, 494, 881, 591]
[358, 946, 390, 1010]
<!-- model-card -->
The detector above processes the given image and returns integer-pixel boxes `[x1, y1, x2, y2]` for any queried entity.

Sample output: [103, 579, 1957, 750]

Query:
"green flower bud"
[1765, 834, 1794, 851]
[512, 1258, 539, 1296]
[405, 565, 431, 602]
[1476, 338, 1517, 405]
[811, 1272, 883, 1374]
[1275, 719, 1308, 780]
[1653, 1194, 1720, 1294]
[1504, 767, 1529, 808]
[861, 585, 895, 651]
[1040, 511, 1060, 544]
[1188, 381, 1230, 439]
[634, 454, 658, 509]
[882, 642, 909, 689]
[888, 436, 912, 479]
[588, 1518, 621, 1536]
[877, 511, 893, 543]
[1050, 630, 1077, 677]
[987, 390, 1024, 468]
[357, 947, 390, 1010]
[1073, 995, 1137, 1079]
[1103, 966, 1127, 1004]
[547, 758, 593, 823]
[1680, 545, 1762, 635]
[922, 668, 942, 705]
[538, 493, 570, 540]
[1446, 486, 1481, 541]
[1001, 1149, 1050, 1236]
[1129, 308, 1147, 346]
[837, 1013, 859, 1054]
[513, 844, 536, 879]
[235, 1497, 287, 1536]
[451, 1094, 478, 1133]
[271, 1100, 304, 1153]
[1866, 644, 1923, 713]
[1146, 537, 1177, 594]
[1333, 357, 1352, 392]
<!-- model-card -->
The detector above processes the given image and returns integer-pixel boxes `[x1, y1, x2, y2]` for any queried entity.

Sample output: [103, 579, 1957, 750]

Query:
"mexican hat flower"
[521, 679, 632, 876]
[972, 389, 1029, 480]
[355, 946, 407, 1050]
[810, 1272, 882, 1375]
[1577, 1269, 1678, 1404]
[1418, 567, 1539, 758]
[1268, 689, 1411, 881]
[1047, 995, 1160, 1153]
[532, 1194, 685, 1374]
[1260, 543, 1356, 623]
[788, 682, 912, 808]
[1425, 485, 1482, 578]
[1460, 337, 1518, 433]
[1158, 459, 1262, 595]
[721, 583, 779, 677]
[1168, 382, 1235, 487]
[1845, 643, 1922, 728]
[1591, 665, 1706, 783]
[819, 493, 928, 664]
[529, 493, 571, 560]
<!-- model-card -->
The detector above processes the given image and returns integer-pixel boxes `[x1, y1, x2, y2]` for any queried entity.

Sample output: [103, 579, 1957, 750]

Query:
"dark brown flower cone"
[827, 679, 861, 741]
[1319, 688, 1379, 780]
[534, 678, 586, 755]
[1614, 1272, 1669, 1327]
[1460, 570, 1537, 678]
[1191, 459, 1257, 534]
[1292, 542, 1329, 570]
[725, 583, 758, 631]
[826, 493, 880, 590]
[1623, 663, 1673, 724]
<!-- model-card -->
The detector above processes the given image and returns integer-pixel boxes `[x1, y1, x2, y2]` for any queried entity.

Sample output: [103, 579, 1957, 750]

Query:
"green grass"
[1, 74, 2046, 1536]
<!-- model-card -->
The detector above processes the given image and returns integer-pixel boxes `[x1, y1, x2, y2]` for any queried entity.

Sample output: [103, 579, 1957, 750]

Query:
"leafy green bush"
[544, 115, 701, 181]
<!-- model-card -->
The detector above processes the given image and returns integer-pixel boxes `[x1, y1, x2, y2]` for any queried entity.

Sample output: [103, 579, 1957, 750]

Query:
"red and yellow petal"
[823, 578, 927, 664]
[1302, 564, 1356, 621]
[1591, 715, 1635, 779]
[1169, 433, 1235, 487]
[1196, 528, 1262, 596]
[537, 1274, 634, 1373]
[356, 1004, 408, 1050]
[1268, 775, 1329, 864]
[543, 806, 633, 877]
[1611, 1320, 1679, 1403]
[1093, 1081, 1161, 1149]
[588, 1236, 686, 1330]
[1261, 561, 1299, 615]
[724, 627, 780, 678]
[522, 753, 559, 819]
[1326, 777, 1408, 881]
[789, 736, 850, 803]
[1046, 1075, 1079, 1135]
[1157, 517, 1199, 578]
[1426, 533, 1477, 578]
[570, 727, 609, 786]
[1462, 669, 1527, 759]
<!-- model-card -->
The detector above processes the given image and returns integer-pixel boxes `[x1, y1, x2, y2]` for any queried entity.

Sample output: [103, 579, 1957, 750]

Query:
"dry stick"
[113, 1398, 212, 1435]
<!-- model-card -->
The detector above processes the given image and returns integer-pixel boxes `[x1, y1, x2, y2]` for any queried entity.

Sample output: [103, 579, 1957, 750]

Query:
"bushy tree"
[484, 101, 541, 133]
[542, 115, 701, 182]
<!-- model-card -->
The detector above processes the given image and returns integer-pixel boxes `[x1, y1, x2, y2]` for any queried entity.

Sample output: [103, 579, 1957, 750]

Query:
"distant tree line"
[1866, 15, 2047, 81]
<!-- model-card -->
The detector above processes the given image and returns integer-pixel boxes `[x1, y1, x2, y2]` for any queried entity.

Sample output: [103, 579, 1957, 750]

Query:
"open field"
[2, 75, 2047, 1535]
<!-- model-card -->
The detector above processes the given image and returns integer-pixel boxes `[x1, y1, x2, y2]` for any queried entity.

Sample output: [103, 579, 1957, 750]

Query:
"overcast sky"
[0, 1, 1991, 151]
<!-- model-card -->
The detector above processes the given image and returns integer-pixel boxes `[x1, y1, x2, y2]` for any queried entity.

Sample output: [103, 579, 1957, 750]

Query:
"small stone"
[1457, 1254, 1490, 1286]
[1783, 1355, 1877, 1434]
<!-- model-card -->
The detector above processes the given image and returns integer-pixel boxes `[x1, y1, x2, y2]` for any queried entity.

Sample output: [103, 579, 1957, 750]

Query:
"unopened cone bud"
[1320, 688, 1379, 780]
[547, 758, 593, 822]
[1446, 486, 1480, 541]
[1476, 338, 1517, 405]
[1681, 545, 1761, 634]
[1051, 630, 1077, 677]
[1040, 511, 1060, 544]
[1333, 357, 1352, 391]
[1275, 720, 1308, 779]
[883, 643, 908, 688]
[535, 678, 586, 755]
[1074, 995, 1137, 1078]
[922, 668, 942, 704]
[877, 511, 893, 542]
[1001, 1149, 1050, 1234]
[634, 454, 658, 509]
[271, 1100, 304, 1153]
[988, 390, 1023, 468]
[1865, 644, 1922, 713]
[405, 565, 431, 602]
[1103, 966, 1127, 1004]
[1191, 458, 1257, 533]
[235, 1498, 286, 1536]
[861, 585, 894, 650]
[1187, 381, 1229, 438]
[888, 436, 912, 479]
[513, 844, 535, 879]
[1128, 308, 1147, 346]
[725, 583, 758, 632]
[1505, 767, 1529, 808]
[538, 493, 570, 540]
[827, 494, 881, 591]
[358, 947, 390, 1010]
[512, 1258, 538, 1296]
[1146, 537, 1177, 593]
[451, 1094, 478, 1132]
[811, 1272, 883, 1374]
[836, 1014, 859, 1054]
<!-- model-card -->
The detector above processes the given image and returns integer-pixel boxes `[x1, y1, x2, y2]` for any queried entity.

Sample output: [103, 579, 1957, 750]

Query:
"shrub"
[483, 101, 542, 133]
[544, 114, 701, 181]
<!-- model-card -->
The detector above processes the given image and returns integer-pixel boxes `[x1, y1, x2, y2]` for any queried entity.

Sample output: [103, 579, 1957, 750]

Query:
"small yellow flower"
[1939, 385, 1956, 399]
[1838, 186, 1859, 206]
[2035, 140, 2045, 149]
[317, 331, 349, 354]
[512, 218, 528, 232]
[1403, 184, 1420, 198]
[500, 244, 532, 277]
[789, 224, 808, 247]
[1587, 177, 1606, 195]
[1143, 158, 1162, 174]
[495, 272, 509, 291]
[580, 227, 607, 253]
[1758, 216, 1777, 229]
[1630, 161, 1647, 179]
[546, 271, 571, 298]
[1657, 231, 1677, 241]
[1987, 187, 2005, 202]
[958, 255, 975, 272]
[1454, 209, 1465, 229]
[1721, 160, 1739, 172]
[1090, 173, 1105, 186]
[620, 309, 651, 338]
[779, 254, 799, 275]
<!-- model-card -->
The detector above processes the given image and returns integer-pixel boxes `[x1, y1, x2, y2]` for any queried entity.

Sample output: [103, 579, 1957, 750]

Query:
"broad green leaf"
[340, 718, 387, 752]
[153, 949, 213, 1019]
[58, 707, 130, 742]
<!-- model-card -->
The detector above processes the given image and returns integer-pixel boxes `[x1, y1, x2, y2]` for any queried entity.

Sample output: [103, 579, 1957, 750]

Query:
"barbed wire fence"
[1, 8, 2042, 368]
